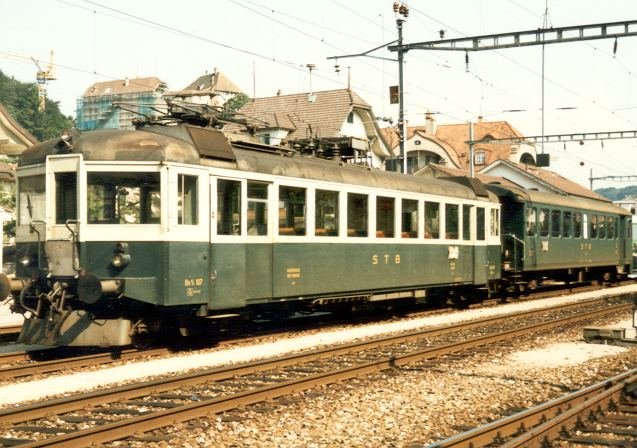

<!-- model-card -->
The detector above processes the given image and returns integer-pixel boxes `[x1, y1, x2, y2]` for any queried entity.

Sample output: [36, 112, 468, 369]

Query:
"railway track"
[0, 325, 20, 336]
[0, 295, 631, 447]
[0, 282, 626, 381]
[0, 347, 171, 380]
[427, 368, 637, 448]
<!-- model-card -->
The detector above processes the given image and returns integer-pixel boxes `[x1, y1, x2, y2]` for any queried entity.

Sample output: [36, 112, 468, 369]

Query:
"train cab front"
[0, 233, 130, 347]
[0, 130, 155, 347]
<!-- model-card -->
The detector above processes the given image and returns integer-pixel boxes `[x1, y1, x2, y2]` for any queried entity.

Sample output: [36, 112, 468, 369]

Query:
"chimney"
[123, 77, 130, 87]
[425, 112, 436, 135]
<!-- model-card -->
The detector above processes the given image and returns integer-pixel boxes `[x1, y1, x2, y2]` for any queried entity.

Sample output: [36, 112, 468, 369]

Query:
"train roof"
[19, 125, 498, 203]
[485, 183, 631, 216]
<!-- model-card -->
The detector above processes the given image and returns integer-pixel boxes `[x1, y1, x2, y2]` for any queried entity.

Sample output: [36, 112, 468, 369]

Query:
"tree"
[0, 69, 74, 141]
[224, 93, 251, 114]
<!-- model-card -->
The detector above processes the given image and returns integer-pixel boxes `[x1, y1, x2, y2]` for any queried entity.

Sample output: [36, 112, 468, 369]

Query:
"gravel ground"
[119, 313, 637, 448]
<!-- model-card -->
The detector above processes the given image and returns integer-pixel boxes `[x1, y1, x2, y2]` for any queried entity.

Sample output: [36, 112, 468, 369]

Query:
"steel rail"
[0, 325, 21, 336]
[0, 350, 33, 364]
[7, 301, 631, 447]
[427, 369, 637, 448]
[0, 296, 626, 424]
[0, 347, 170, 380]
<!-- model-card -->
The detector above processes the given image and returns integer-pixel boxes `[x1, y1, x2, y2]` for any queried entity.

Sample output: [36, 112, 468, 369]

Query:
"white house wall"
[406, 135, 459, 169]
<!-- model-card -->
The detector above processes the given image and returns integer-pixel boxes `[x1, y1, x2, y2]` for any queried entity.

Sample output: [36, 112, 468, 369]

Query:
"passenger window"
[538, 208, 549, 237]
[598, 215, 606, 239]
[424, 201, 440, 239]
[607, 216, 615, 239]
[178, 174, 198, 225]
[401, 199, 418, 238]
[490, 208, 500, 237]
[526, 207, 537, 236]
[247, 182, 268, 236]
[476, 207, 485, 241]
[590, 215, 598, 239]
[347, 193, 368, 237]
[88, 172, 160, 224]
[217, 179, 241, 235]
[445, 204, 459, 239]
[573, 212, 582, 238]
[279, 186, 306, 235]
[315, 189, 339, 237]
[562, 211, 571, 238]
[551, 210, 561, 237]
[376, 196, 395, 238]
[55, 173, 77, 224]
[462, 204, 471, 240]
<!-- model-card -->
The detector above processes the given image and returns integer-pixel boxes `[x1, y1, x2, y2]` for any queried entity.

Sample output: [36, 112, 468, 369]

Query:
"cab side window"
[217, 179, 241, 235]
[55, 173, 77, 224]
[178, 174, 198, 225]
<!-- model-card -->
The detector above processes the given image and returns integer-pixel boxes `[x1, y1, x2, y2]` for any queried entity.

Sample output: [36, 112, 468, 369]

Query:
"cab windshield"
[18, 175, 46, 224]
[87, 172, 160, 224]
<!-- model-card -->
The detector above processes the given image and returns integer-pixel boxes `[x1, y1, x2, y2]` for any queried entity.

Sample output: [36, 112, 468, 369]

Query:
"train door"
[209, 176, 273, 310]
[42, 155, 82, 277]
[166, 167, 210, 307]
[462, 204, 477, 283]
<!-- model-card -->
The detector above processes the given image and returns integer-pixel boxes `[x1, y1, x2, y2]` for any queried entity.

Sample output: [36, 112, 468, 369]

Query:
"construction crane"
[31, 50, 56, 112]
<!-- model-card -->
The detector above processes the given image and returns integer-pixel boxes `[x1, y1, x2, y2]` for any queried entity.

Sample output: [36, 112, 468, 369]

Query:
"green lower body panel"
[209, 242, 501, 309]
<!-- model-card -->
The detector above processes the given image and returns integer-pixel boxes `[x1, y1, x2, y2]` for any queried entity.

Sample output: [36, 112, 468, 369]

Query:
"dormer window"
[475, 150, 486, 165]
[347, 112, 354, 123]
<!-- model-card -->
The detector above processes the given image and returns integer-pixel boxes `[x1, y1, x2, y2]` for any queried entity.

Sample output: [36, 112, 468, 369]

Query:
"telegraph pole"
[327, 2, 409, 173]
[396, 8, 408, 174]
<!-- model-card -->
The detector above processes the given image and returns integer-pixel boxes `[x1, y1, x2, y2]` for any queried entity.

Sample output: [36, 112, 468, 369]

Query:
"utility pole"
[326, 2, 409, 173]
[395, 2, 409, 174]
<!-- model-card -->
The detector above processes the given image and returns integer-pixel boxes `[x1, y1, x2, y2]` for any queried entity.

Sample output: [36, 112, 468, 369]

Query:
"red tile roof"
[434, 121, 526, 169]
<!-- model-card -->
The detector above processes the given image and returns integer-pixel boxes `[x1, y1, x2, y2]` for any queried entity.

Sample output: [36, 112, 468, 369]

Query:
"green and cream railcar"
[486, 184, 632, 287]
[4, 125, 501, 346]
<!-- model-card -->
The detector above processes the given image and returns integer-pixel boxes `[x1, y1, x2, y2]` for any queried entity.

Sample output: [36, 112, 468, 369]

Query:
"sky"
[1, 0, 637, 189]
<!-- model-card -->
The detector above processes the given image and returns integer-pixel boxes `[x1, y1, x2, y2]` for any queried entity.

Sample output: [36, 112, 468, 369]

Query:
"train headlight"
[111, 253, 131, 268]
[111, 242, 131, 269]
